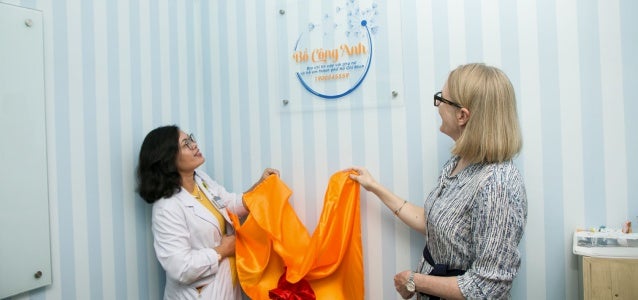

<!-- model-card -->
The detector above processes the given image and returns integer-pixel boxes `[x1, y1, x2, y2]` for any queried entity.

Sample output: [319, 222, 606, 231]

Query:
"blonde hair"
[448, 63, 522, 163]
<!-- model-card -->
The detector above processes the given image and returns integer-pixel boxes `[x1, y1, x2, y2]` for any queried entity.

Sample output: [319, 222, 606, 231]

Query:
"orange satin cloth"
[229, 171, 363, 300]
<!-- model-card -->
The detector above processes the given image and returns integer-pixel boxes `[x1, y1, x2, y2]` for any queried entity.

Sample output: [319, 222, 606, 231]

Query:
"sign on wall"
[291, 1, 379, 100]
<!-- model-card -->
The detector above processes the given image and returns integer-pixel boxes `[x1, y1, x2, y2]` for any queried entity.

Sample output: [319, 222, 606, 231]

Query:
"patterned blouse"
[417, 156, 527, 299]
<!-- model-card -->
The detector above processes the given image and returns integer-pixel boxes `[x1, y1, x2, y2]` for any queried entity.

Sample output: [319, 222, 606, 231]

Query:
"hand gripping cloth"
[229, 171, 364, 300]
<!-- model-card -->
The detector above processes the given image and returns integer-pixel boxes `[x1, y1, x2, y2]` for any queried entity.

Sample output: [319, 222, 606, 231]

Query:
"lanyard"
[194, 172, 235, 234]
[194, 172, 227, 210]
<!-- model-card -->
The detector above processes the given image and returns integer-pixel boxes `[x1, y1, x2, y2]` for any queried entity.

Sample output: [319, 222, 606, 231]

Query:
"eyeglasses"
[182, 133, 197, 150]
[433, 91, 463, 108]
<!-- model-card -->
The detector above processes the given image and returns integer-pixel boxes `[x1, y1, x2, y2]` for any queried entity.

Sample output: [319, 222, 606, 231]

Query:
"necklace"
[191, 185, 202, 200]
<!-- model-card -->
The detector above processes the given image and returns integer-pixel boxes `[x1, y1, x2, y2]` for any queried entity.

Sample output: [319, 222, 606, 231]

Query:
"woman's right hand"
[348, 166, 377, 191]
[214, 235, 236, 260]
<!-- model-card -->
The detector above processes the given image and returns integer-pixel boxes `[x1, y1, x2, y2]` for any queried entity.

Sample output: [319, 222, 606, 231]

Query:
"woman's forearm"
[367, 182, 426, 234]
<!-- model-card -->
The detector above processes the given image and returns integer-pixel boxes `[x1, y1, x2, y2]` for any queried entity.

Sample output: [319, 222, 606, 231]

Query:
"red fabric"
[268, 269, 316, 300]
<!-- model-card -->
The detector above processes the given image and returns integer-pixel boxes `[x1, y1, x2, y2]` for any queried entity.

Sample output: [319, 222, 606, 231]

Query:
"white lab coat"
[151, 170, 248, 299]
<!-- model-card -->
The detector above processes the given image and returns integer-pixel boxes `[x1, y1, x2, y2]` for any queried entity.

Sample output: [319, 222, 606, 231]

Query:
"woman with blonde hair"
[351, 63, 527, 299]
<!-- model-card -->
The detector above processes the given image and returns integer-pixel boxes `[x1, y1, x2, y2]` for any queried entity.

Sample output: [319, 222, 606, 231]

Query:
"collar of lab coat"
[176, 188, 225, 230]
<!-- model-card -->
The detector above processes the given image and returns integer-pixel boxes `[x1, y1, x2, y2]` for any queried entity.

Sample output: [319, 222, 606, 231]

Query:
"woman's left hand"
[244, 168, 281, 207]
[261, 168, 280, 181]
[394, 270, 415, 299]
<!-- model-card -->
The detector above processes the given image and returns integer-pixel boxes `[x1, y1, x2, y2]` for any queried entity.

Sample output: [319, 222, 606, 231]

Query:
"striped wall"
[3, 0, 636, 299]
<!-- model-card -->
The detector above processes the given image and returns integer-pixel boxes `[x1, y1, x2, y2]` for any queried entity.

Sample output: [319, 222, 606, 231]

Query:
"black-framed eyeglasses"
[433, 91, 463, 108]
[182, 133, 197, 150]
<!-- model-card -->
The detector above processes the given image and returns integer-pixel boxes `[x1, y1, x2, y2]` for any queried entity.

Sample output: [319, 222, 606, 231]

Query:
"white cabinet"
[0, 3, 52, 298]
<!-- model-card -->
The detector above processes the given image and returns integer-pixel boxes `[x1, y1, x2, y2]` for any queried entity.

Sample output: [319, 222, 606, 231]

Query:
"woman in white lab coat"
[136, 125, 278, 299]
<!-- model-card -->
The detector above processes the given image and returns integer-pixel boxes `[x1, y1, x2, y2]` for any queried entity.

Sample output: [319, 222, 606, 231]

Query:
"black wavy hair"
[136, 125, 182, 203]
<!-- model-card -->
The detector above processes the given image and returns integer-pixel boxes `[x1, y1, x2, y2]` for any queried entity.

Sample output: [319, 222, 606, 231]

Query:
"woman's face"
[175, 130, 205, 174]
[437, 84, 463, 141]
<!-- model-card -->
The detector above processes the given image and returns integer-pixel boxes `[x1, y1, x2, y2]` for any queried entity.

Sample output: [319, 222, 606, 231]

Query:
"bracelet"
[393, 200, 408, 216]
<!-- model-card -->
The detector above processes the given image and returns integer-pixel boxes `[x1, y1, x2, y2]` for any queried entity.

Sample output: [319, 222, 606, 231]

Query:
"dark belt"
[421, 244, 466, 300]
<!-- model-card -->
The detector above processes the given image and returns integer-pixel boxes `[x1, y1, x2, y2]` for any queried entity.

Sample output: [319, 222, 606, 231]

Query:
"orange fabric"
[230, 170, 363, 300]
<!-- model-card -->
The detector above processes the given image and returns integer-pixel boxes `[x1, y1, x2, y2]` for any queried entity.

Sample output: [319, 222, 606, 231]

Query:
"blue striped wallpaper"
[4, 0, 636, 299]
[622, 1, 638, 226]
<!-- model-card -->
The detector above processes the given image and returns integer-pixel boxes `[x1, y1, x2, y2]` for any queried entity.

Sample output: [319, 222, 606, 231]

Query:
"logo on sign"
[292, 2, 379, 99]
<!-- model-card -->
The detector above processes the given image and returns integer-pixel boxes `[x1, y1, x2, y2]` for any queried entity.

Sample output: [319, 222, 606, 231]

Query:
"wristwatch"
[405, 271, 415, 293]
